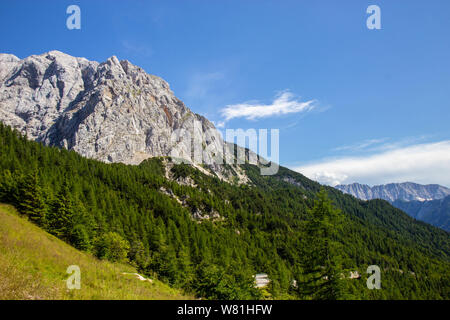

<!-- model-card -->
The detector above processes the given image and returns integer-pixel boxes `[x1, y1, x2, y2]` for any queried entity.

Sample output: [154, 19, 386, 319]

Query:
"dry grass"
[0, 204, 192, 300]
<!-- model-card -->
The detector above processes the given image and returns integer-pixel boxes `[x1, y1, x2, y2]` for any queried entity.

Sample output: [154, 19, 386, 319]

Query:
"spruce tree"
[47, 181, 75, 241]
[17, 171, 47, 227]
[300, 188, 344, 300]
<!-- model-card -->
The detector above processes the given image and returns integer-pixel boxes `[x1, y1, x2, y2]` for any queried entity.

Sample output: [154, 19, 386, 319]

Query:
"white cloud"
[294, 140, 450, 187]
[220, 91, 315, 121]
[332, 138, 388, 152]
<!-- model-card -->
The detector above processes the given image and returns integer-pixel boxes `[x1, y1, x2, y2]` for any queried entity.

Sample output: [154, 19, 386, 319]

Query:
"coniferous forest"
[0, 123, 448, 300]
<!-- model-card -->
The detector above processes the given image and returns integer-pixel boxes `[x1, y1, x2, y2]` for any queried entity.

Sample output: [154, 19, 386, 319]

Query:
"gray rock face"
[0, 51, 242, 176]
[335, 182, 450, 202]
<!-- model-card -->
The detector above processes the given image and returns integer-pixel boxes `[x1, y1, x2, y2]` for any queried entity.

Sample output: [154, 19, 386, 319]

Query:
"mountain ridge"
[335, 182, 450, 202]
[335, 182, 450, 231]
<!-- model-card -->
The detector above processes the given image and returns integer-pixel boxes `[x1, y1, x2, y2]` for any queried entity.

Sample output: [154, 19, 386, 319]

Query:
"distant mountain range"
[335, 182, 450, 231]
[335, 182, 450, 202]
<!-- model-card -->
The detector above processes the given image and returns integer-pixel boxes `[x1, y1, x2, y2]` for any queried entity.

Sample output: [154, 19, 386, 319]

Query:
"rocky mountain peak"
[0, 51, 247, 181]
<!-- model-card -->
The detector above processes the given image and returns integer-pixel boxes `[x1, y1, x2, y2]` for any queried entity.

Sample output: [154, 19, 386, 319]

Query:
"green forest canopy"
[0, 123, 448, 299]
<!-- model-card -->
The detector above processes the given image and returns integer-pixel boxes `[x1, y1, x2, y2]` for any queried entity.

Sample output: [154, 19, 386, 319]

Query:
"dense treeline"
[0, 123, 448, 299]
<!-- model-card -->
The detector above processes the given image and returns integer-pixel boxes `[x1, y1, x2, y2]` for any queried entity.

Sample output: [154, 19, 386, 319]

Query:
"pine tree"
[0, 169, 15, 202]
[300, 188, 344, 300]
[71, 224, 91, 251]
[177, 246, 194, 288]
[128, 238, 148, 270]
[47, 181, 75, 241]
[17, 171, 48, 227]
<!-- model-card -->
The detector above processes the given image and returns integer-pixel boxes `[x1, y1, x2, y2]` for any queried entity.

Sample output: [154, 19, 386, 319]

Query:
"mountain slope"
[1, 51, 449, 299]
[0, 51, 249, 181]
[335, 182, 450, 202]
[393, 196, 450, 232]
[0, 203, 190, 300]
[0, 124, 449, 299]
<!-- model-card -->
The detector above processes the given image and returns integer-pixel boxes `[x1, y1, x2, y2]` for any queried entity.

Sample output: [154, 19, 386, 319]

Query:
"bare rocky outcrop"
[0, 51, 251, 181]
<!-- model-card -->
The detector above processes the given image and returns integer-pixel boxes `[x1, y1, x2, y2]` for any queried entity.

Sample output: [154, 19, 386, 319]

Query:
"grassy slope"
[0, 204, 191, 300]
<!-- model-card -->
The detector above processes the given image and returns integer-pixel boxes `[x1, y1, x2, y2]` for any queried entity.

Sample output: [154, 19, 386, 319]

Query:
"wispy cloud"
[294, 140, 450, 187]
[220, 91, 316, 121]
[331, 135, 434, 154]
[333, 138, 388, 152]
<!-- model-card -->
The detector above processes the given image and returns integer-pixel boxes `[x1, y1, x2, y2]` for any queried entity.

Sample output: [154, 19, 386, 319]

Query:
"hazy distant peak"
[335, 182, 450, 202]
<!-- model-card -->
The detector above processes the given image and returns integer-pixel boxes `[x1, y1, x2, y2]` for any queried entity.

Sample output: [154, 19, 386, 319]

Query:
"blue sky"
[1, 0, 450, 186]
